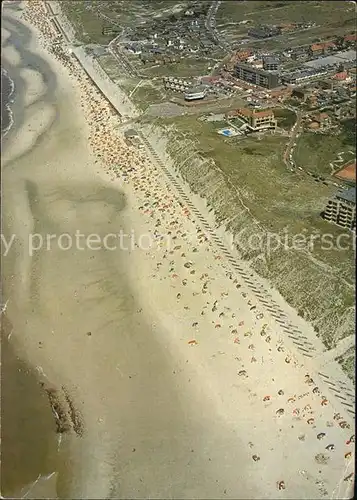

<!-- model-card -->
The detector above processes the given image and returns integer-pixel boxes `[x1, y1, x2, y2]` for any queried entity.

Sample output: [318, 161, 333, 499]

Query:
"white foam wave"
[1, 68, 15, 137]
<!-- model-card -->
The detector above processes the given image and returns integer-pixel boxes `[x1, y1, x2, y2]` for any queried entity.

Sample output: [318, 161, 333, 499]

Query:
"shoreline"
[1, 2, 355, 499]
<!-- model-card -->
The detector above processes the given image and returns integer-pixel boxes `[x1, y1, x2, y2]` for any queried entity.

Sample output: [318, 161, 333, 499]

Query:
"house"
[344, 33, 357, 44]
[311, 112, 331, 130]
[333, 71, 348, 81]
[323, 41, 336, 53]
[308, 121, 320, 130]
[292, 88, 311, 101]
[309, 43, 325, 57]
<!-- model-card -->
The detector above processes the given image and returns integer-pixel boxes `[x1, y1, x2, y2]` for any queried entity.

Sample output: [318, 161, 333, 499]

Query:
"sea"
[1, 67, 15, 136]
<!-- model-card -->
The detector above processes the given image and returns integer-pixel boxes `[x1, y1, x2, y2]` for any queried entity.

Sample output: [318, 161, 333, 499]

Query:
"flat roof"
[124, 129, 138, 137]
[304, 50, 356, 69]
[185, 86, 206, 93]
[337, 187, 356, 204]
[263, 56, 279, 63]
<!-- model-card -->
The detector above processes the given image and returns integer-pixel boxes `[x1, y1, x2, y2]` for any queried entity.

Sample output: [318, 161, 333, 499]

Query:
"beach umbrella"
[339, 421, 350, 429]
[346, 435, 355, 445]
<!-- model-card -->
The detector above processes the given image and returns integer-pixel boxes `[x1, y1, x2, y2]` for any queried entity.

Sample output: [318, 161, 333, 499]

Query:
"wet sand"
[1, 1, 354, 499]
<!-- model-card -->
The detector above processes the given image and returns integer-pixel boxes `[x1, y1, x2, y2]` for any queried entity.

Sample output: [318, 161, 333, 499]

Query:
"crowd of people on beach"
[21, 1, 355, 494]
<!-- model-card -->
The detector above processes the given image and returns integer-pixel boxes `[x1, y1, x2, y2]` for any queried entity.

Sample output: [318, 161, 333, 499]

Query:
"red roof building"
[344, 33, 357, 42]
[334, 71, 348, 80]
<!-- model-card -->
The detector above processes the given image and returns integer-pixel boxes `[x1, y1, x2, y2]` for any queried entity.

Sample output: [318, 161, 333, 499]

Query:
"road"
[205, 0, 228, 49]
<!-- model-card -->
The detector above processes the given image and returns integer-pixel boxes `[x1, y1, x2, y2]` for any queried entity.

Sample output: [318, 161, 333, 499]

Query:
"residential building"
[311, 112, 330, 130]
[281, 68, 328, 85]
[344, 33, 357, 45]
[333, 71, 348, 81]
[235, 63, 280, 89]
[291, 88, 311, 101]
[262, 56, 280, 71]
[291, 47, 307, 61]
[124, 129, 138, 139]
[323, 188, 356, 231]
[309, 43, 325, 57]
[308, 41, 336, 57]
[184, 86, 206, 100]
[227, 107, 277, 131]
[235, 49, 251, 62]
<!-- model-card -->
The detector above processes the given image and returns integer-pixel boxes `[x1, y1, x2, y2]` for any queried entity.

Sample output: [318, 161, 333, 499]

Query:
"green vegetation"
[61, 1, 112, 44]
[294, 127, 356, 176]
[338, 351, 356, 383]
[341, 118, 356, 148]
[273, 108, 297, 130]
[217, 0, 355, 51]
[132, 84, 165, 110]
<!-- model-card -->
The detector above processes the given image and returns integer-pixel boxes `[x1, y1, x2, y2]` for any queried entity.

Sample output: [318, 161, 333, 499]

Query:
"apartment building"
[235, 63, 280, 89]
[262, 56, 280, 71]
[323, 188, 356, 231]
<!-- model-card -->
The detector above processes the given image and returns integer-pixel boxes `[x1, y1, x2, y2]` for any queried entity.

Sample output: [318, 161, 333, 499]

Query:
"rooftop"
[311, 43, 325, 51]
[263, 56, 279, 64]
[185, 85, 206, 94]
[334, 71, 348, 80]
[237, 107, 274, 118]
[124, 129, 138, 138]
[304, 50, 356, 69]
[335, 162, 356, 183]
[344, 34, 357, 42]
[337, 187, 356, 204]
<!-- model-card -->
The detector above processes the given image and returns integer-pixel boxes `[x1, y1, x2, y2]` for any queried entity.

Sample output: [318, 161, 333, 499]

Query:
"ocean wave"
[1, 68, 15, 136]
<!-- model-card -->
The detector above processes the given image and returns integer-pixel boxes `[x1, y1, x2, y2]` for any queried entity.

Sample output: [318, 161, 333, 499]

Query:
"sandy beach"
[1, 1, 355, 499]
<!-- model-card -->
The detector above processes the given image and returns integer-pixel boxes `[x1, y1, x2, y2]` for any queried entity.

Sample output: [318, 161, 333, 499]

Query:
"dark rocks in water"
[45, 386, 84, 437]
[45, 388, 71, 434]
[62, 386, 85, 437]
